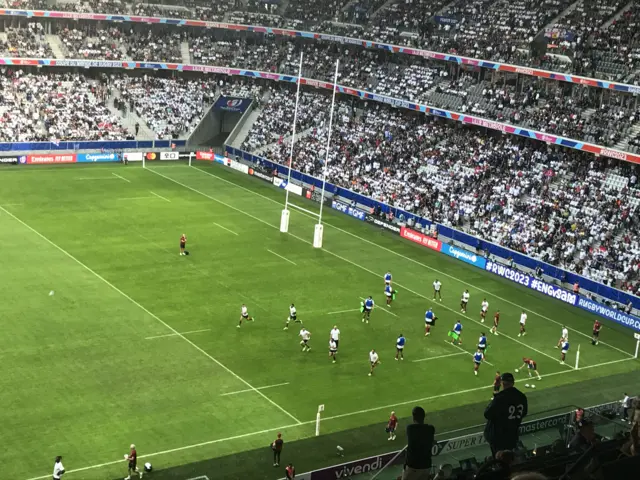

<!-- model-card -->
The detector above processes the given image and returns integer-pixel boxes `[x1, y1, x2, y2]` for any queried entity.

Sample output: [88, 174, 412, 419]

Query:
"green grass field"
[1, 161, 639, 480]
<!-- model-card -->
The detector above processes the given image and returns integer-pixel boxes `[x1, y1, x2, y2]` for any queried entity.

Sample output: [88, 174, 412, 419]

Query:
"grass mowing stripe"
[148, 167, 574, 368]
[190, 165, 631, 359]
[0, 205, 303, 427]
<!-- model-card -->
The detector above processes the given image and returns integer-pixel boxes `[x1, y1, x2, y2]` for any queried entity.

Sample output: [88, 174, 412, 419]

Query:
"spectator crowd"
[243, 86, 640, 292]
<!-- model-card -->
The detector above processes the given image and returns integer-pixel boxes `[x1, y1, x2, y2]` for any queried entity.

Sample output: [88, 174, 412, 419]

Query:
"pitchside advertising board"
[213, 96, 252, 113]
[0, 155, 19, 165]
[365, 214, 401, 234]
[76, 152, 119, 163]
[20, 153, 76, 164]
[273, 177, 303, 196]
[331, 200, 367, 221]
[248, 166, 273, 183]
[295, 402, 619, 480]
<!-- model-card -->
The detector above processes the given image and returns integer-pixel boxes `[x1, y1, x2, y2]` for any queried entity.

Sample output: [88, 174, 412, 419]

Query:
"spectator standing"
[622, 393, 631, 422]
[53, 456, 65, 480]
[285, 463, 295, 479]
[135, 122, 140, 137]
[484, 372, 528, 456]
[402, 406, 435, 480]
[272, 432, 284, 467]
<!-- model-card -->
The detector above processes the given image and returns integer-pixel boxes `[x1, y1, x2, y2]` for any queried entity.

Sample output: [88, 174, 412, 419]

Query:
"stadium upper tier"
[3, 0, 640, 83]
[1, 18, 639, 154]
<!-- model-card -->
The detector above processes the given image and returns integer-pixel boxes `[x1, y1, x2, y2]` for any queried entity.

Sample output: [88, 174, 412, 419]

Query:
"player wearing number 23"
[483, 372, 528, 457]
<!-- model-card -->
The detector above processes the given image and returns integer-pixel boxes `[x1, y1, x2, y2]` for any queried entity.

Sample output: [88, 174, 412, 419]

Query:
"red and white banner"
[196, 151, 215, 160]
[25, 154, 76, 164]
[400, 226, 442, 252]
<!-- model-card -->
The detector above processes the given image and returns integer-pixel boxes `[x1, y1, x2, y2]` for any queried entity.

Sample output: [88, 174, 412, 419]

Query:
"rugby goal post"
[281, 57, 341, 251]
[635, 333, 640, 358]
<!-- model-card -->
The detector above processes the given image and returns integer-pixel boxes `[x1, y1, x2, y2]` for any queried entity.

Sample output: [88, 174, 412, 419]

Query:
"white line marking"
[145, 329, 211, 340]
[190, 165, 632, 358]
[148, 168, 573, 365]
[0, 205, 302, 427]
[150, 191, 171, 202]
[288, 202, 320, 217]
[445, 340, 495, 367]
[112, 172, 131, 183]
[412, 352, 467, 363]
[212, 222, 239, 236]
[327, 308, 360, 315]
[76, 177, 120, 181]
[22, 356, 635, 480]
[267, 249, 297, 265]
[186, 476, 211, 480]
[220, 382, 290, 396]
[359, 296, 398, 317]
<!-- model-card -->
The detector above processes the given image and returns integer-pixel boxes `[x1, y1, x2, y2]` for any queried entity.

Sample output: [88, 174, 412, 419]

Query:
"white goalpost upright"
[313, 59, 340, 249]
[574, 344, 580, 370]
[278, 55, 341, 250]
[635, 333, 640, 358]
[280, 52, 305, 233]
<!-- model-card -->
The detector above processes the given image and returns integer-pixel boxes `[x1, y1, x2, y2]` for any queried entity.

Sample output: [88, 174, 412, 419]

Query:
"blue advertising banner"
[485, 261, 578, 306]
[576, 297, 640, 332]
[76, 152, 119, 163]
[332, 200, 366, 221]
[442, 244, 486, 269]
[213, 96, 252, 113]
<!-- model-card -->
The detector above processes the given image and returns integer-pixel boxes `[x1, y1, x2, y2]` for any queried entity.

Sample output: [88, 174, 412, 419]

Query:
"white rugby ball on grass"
[514, 369, 519, 373]
[49, 291, 55, 296]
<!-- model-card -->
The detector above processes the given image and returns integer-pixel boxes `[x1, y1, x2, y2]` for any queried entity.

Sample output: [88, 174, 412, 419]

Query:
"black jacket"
[484, 387, 528, 449]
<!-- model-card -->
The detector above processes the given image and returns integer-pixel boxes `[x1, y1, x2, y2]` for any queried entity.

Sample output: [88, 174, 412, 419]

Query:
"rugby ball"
[49, 290, 55, 296]
[525, 384, 530, 388]
[514, 369, 519, 373]
[531, 384, 536, 389]
[144, 462, 152, 472]
[124, 454, 129, 460]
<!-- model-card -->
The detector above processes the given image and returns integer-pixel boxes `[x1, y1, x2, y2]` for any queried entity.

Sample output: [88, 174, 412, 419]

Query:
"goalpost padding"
[280, 209, 290, 233]
[313, 224, 324, 249]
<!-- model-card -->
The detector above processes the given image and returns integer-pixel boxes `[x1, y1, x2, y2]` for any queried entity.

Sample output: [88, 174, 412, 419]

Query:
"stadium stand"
[113, 75, 217, 139]
[241, 91, 640, 291]
[0, 69, 129, 142]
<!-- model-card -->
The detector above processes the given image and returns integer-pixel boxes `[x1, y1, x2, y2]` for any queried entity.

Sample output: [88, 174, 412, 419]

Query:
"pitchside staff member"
[483, 372, 528, 457]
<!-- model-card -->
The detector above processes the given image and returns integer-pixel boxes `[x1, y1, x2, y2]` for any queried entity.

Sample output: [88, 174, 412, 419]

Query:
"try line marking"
[220, 382, 290, 396]
[147, 168, 571, 366]
[0, 205, 302, 427]
[189, 165, 631, 359]
[150, 191, 171, 202]
[145, 329, 211, 340]
[212, 222, 239, 236]
[412, 351, 467, 363]
[112, 172, 131, 183]
[267, 249, 297, 265]
[327, 308, 360, 315]
[23, 355, 636, 480]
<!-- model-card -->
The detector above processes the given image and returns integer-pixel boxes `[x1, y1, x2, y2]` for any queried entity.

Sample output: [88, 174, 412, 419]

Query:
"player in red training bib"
[125, 444, 142, 479]
[179, 233, 187, 256]
[592, 321, 602, 346]
[386, 411, 398, 441]
[490, 310, 500, 335]
[517, 357, 541, 380]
